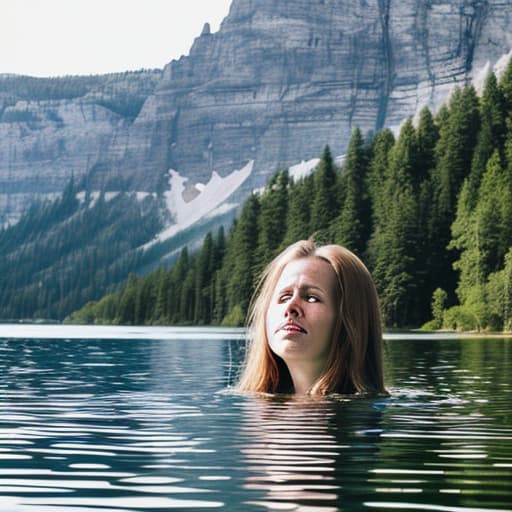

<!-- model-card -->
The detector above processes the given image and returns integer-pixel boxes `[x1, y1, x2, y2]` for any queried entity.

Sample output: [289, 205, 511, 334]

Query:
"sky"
[2, 0, 233, 77]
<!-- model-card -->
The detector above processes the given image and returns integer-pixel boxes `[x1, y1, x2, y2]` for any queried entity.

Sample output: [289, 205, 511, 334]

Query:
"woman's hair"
[237, 240, 386, 395]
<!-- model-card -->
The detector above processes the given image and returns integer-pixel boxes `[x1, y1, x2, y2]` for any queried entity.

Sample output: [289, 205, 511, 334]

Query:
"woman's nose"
[284, 295, 302, 317]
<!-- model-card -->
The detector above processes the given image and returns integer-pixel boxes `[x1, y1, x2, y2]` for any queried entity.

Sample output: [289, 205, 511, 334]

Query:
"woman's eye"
[279, 294, 292, 303]
[306, 295, 319, 303]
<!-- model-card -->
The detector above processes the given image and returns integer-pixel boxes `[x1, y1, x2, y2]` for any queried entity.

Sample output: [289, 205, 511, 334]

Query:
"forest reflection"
[240, 395, 384, 510]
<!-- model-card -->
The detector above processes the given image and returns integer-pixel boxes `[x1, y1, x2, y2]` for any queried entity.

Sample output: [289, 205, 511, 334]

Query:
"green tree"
[449, 178, 485, 303]
[434, 85, 480, 213]
[416, 107, 441, 312]
[154, 268, 172, 324]
[179, 264, 196, 323]
[366, 128, 395, 230]
[331, 127, 370, 255]
[429, 85, 481, 301]
[255, 171, 289, 276]
[431, 288, 448, 330]
[118, 273, 139, 324]
[282, 174, 312, 246]
[473, 150, 512, 276]
[500, 56, 512, 122]
[168, 247, 189, 323]
[221, 195, 260, 324]
[469, 72, 506, 197]
[369, 186, 417, 326]
[193, 232, 214, 324]
[486, 248, 512, 331]
[367, 120, 420, 326]
[214, 225, 226, 267]
[416, 106, 439, 184]
[450, 149, 512, 330]
[310, 145, 338, 234]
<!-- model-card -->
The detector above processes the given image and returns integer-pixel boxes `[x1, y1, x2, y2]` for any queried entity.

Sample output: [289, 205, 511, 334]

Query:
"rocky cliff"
[1, 0, 511, 226]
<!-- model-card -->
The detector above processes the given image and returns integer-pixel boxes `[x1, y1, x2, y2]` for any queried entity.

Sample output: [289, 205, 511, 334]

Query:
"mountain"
[0, 70, 162, 225]
[1, 0, 512, 321]
[2, 0, 511, 228]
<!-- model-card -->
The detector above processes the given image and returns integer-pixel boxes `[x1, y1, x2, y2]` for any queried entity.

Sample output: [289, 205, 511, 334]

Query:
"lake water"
[0, 325, 511, 512]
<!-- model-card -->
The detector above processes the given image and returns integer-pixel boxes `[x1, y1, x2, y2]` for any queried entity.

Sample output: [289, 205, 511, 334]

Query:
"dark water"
[0, 327, 511, 511]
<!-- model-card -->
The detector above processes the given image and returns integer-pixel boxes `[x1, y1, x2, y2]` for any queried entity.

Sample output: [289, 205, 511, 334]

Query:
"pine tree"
[282, 174, 313, 247]
[194, 232, 214, 324]
[383, 111, 437, 323]
[213, 221, 237, 325]
[500, 56, 512, 122]
[179, 265, 196, 323]
[429, 85, 481, 302]
[210, 226, 227, 324]
[154, 268, 172, 324]
[368, 184, 418, 326]
[469, 72, 506, 199]
[214, 225, 226, 266]
[221, 195, 260, 324]
[366, 128, 395, 231]
[416, 107, 441, 315]
[367, 119, 420, 326]
[416, 107, 439, 184]
[390, 119, 419, 187]
[118, 273, 139, 324]
[331, 127, 370, 255]
[254, 171, 289, 276]
[474, 150, 512, 277]
[168, 247, 189, 323]
[435, 85, 480, 213]
[450, 178, 485, 303]
[310, 145, 338, 235]
[431, 288, 448, 330]
[450, 148, 512, 329]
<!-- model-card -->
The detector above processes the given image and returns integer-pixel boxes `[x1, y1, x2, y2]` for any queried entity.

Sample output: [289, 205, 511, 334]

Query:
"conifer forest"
[8, 62, 512, 331]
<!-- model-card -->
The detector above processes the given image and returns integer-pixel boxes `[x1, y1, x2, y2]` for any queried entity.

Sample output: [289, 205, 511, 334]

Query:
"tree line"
[67, 58, 512, 331]
[0, 181, 162, 321]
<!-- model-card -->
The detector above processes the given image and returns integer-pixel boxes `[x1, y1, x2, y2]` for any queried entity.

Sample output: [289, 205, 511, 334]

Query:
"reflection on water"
[240, 396, 385, 511]
[0, 332, 511, 511]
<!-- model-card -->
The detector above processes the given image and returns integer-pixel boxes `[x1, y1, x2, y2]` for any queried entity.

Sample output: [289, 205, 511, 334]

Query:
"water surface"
[0, 326, 511, 511]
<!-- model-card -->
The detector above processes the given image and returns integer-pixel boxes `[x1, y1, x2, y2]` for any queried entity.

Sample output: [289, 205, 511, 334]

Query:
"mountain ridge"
[2, 0, 512, 227]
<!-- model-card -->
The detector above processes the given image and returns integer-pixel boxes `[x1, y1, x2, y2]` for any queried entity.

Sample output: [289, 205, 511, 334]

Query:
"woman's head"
[237, 240, 385, 395]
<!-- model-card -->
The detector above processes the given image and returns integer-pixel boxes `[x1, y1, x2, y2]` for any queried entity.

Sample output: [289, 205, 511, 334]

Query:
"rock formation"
[1, 0, 511, 226]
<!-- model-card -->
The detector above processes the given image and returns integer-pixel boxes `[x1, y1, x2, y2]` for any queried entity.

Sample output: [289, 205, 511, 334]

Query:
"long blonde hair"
[237, 240, 386, 395]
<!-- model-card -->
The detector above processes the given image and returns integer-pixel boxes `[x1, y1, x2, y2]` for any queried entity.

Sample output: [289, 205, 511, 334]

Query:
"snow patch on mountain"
[289, 158, 320, 181]
[471, 49, 512, 93]
[144, 160, 253, 249]
[288, 155, 345, 181]
[205, 203, 238, 219]
[493, 49, 512, 80]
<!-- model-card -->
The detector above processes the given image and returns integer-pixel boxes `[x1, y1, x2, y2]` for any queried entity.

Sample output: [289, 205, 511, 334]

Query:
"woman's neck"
[287, 362, 325, 395]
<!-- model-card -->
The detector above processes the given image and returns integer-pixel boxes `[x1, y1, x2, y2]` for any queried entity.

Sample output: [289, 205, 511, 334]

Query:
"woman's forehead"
[275, 257, 336, 290]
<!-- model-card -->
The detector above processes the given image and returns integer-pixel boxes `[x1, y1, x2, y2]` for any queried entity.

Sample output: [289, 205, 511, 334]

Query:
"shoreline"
[0, 323, 511, 340]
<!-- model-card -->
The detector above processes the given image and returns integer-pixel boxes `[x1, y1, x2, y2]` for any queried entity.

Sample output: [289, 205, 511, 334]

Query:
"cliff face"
[1, 0, 511, 225]
[0, 71, 162, 224]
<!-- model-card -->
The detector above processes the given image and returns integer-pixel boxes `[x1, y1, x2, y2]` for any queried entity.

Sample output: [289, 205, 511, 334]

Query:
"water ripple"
[0, 334, 511, 511]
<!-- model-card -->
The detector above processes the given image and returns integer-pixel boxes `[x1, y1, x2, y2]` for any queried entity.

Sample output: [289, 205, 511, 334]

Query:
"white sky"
[1, 0, 233, 77]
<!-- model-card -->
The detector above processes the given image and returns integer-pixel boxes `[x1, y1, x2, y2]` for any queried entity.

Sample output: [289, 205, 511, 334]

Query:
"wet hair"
[237, 240, 386, 395]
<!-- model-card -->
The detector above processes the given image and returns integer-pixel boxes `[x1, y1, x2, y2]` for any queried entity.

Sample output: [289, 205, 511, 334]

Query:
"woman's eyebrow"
[298, 283, 326, 294]
[275, 282, 326, 295]
[302, 284, 326, 294]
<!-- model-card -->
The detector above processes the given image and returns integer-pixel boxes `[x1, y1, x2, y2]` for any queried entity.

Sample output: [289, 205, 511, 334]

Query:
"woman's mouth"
[278, 322, 307, 333]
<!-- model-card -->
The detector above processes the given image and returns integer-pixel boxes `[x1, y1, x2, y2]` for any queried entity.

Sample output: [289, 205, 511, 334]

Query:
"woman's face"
[266, 257, 339, 369]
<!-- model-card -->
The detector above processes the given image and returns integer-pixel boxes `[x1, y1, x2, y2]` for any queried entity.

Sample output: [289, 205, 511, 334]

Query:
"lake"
[0, 325, 511, 511]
